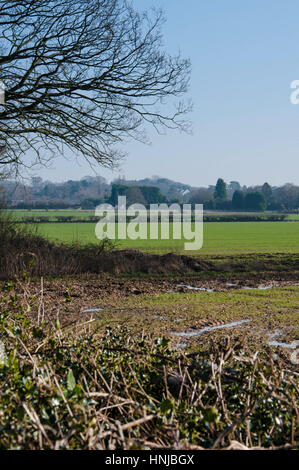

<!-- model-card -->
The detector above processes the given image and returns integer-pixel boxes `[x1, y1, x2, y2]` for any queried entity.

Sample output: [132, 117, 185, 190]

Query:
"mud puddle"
[171, 319, 251, 338]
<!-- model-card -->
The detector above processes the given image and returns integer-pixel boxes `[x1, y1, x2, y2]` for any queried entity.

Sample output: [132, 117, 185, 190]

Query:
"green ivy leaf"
[67, 369, 76, 391]
[203, 407, 218, 423]
[160, 398, 174, 415]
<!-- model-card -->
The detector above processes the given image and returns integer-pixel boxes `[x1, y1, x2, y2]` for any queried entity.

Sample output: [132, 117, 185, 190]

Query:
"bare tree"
[0, 0, 191, 175]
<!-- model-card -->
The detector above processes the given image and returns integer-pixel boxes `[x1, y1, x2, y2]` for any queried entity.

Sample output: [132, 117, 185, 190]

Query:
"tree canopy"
[214, 178, 227, 200]
[232, 190, 244, 210]
[244, 191, 266, 211]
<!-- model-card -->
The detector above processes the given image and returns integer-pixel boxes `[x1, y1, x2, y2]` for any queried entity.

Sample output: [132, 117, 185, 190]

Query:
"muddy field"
[8, 272, 298, 368]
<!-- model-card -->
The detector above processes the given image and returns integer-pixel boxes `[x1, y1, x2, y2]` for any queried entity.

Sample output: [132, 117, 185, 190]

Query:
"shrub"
[0, 209, 116, 279]
[0, 282, 297, 450]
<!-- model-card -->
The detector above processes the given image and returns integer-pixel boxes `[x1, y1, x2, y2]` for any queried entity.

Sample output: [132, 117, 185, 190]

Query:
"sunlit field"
[30, 221, 299, 254]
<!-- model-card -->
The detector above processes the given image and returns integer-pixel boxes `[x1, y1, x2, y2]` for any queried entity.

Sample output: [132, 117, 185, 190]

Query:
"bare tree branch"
[0, 0, 191, 175]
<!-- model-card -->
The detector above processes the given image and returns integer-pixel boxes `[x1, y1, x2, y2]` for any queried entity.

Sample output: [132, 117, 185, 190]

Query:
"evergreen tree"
[214, 179, 227, 200]
[262, 182, 272, 200]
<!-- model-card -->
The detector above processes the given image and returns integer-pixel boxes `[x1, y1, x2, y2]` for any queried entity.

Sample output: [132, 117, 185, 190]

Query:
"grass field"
[31, 220, 299, 254]
[7, 209, 299, 254]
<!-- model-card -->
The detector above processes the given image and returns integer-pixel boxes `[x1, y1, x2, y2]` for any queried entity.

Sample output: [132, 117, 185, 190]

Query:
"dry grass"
[0, 279, 298, 450]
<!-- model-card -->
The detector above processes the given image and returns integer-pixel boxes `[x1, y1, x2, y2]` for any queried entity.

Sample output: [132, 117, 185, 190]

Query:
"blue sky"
[33, 0, 299, 187]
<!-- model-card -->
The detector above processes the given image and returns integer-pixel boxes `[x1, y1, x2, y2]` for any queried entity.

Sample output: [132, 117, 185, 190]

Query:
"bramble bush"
[0, 280, 298, 449]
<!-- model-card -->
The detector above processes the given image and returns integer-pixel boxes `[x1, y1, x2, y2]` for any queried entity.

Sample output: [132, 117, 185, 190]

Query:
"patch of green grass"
[102, 286, 299, 343]
[31, 221, 299, 255]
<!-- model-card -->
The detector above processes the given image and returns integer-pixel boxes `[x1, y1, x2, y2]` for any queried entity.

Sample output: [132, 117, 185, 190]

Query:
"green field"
[32, 221, 299, 254]
[7, 209, 299, 254]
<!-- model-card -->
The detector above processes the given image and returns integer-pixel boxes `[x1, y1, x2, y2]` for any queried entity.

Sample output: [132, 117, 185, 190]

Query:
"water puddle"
[268, 329, 284, 339]
[177, 343, 188, 349]
[177, 284, 278, 293]
[267, 328, 297, 349]
[258, 285, 275, 290]
[243, 285, 275, 291]
[171, 319, 251, 338]
[177, 284, 215, 293]
[82, 308, 103, 313]
[268, 340, 294, 349]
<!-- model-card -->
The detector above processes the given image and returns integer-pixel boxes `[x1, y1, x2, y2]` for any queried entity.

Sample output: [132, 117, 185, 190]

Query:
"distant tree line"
[2, 176, 299, 212]
[190, 179, 299, 212]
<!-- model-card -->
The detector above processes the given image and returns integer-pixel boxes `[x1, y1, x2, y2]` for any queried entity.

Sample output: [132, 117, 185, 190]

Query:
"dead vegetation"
[0, 280, 298, 450]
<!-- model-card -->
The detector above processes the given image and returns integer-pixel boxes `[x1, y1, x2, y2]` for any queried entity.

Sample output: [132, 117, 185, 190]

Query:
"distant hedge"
[203, 214, 287, 222]
[14, 214, 287, 224]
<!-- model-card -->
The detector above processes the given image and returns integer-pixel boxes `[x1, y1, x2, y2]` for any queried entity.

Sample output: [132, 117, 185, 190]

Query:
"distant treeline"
[3, 176, 299, 212]
[14, 214, 288, 224]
